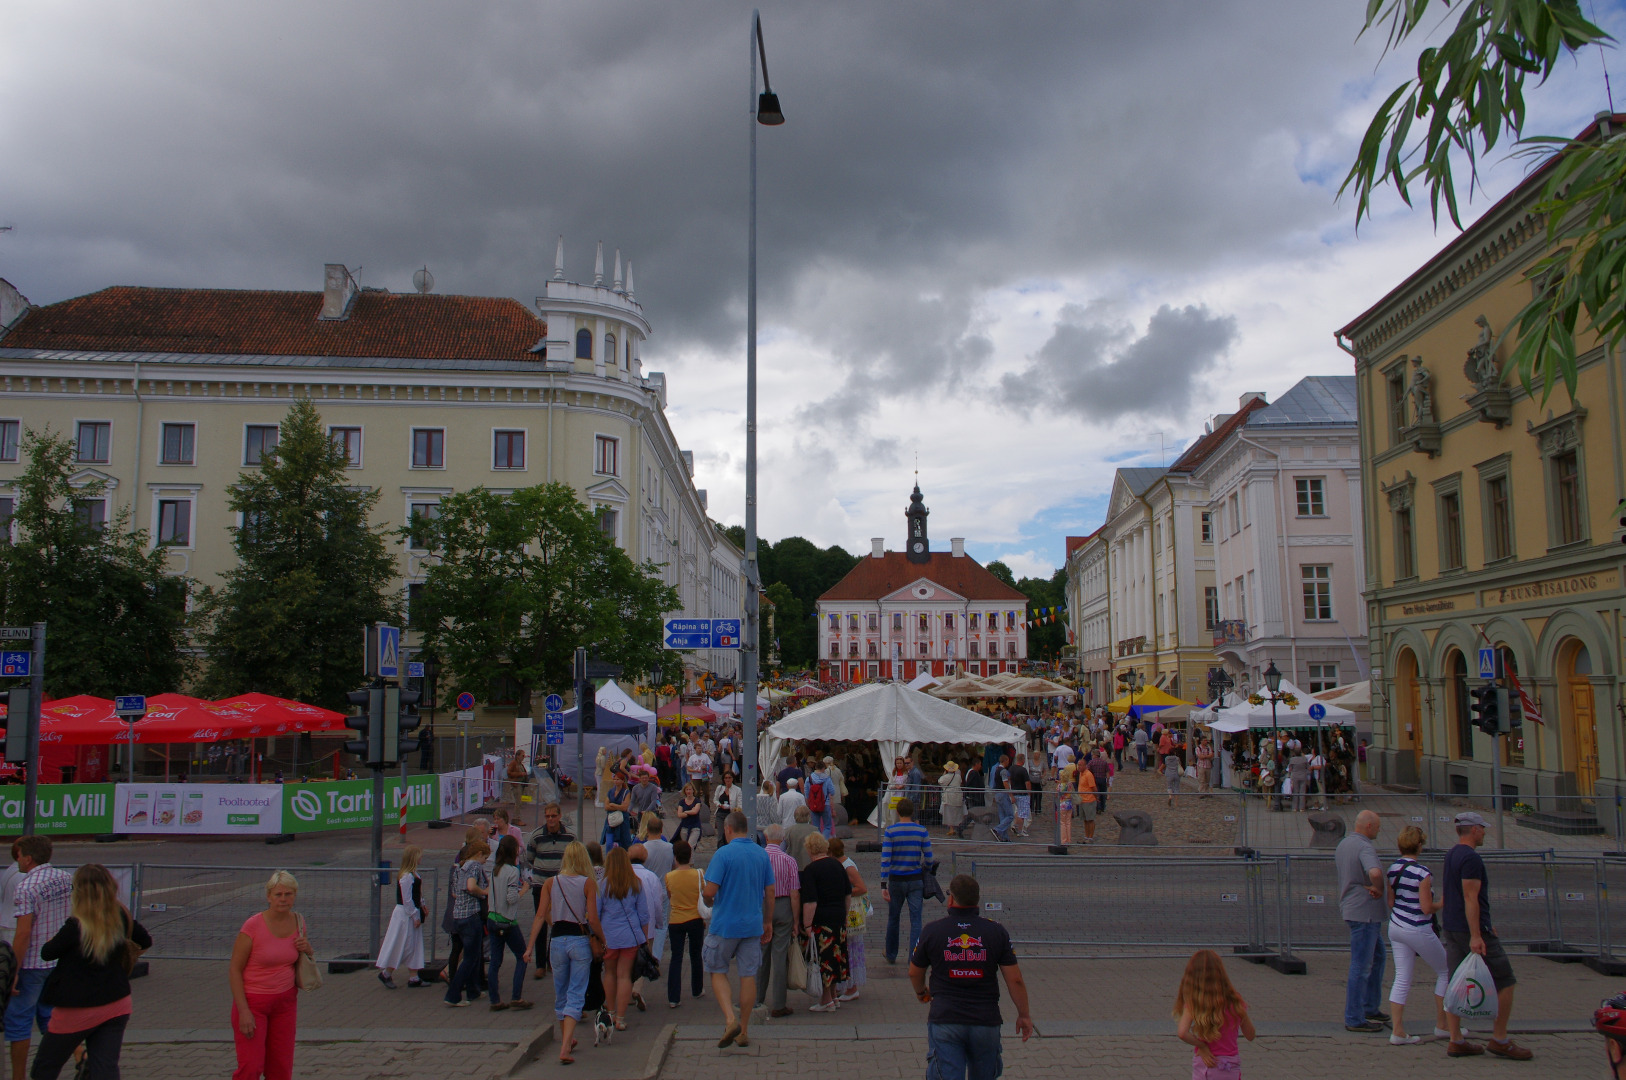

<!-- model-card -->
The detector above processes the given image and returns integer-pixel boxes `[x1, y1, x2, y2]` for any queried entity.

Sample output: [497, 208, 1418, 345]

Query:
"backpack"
[806, 778, 826, 813]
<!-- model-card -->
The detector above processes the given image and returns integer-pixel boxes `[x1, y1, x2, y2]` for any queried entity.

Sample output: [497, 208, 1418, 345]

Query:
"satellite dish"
[412, 266, 434, 294]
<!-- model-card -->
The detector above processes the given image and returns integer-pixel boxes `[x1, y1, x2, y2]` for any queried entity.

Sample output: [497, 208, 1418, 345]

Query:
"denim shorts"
[4, 969, 53, 1041]
[702, 933, 763, 977]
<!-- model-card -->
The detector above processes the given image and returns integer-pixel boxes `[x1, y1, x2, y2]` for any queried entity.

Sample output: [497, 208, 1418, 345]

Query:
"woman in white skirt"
[937, 761, 964, 839]
[377, 846, 427, 988]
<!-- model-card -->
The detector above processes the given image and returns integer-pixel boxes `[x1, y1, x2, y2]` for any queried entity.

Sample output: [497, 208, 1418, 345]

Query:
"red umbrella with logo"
[213, 693, 347, 734]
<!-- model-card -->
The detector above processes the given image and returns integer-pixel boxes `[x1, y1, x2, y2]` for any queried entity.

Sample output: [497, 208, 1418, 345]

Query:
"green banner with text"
[0, 784, 116, 835]
[282, 775, 439, 833]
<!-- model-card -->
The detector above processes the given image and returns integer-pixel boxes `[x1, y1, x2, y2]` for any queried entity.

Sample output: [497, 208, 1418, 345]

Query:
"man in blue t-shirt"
[702, 810, 774, 1049]
[1440, 811, 1531, 1060]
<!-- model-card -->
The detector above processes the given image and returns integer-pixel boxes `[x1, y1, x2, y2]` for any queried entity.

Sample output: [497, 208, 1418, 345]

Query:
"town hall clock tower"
[905, 483, 930, 563]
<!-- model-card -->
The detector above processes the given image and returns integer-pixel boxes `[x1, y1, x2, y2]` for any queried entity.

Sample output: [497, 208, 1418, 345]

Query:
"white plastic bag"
[1444, 952, 1499, 1020]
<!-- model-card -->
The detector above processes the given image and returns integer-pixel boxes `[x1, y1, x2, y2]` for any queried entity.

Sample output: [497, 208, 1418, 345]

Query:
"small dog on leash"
[593, 1006, 614, 1046]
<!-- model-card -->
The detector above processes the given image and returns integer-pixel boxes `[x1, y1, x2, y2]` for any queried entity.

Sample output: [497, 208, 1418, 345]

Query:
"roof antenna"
[1586, 0, 1615, 112]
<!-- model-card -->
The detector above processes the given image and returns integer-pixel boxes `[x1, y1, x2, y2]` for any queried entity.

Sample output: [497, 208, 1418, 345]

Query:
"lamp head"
[1263, 660, 1282, 694]
[757, 91, 785, 125]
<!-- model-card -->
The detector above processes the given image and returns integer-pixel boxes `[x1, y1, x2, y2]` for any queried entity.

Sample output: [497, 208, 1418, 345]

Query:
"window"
[159, 422, 195, 465]
[917, 642, 928, 657]
[1395, 507, 1415, 579]
[1204, 586, 1219, 631]
[1554, 450, 1583, 545]
[595, 506, 618, 541]
[867, 642, 878, 658]
[848, 642, 859, 658]
[892, 612, 903, 631]
[1236, 576, 1246, 624]
[576, 328, 592, 359]
[72, 498, 105, 533]
[244, 424, 279, 466]
[867, 613, 877, 631]
[828, 614, 839, 630]
[1300, 565, 1332, 620]
[969, 641, 980, 658]
[0, 420, 18, 462]
[1440, 491, 1464, 570]
[1200, 511, 1212, 543]
[848, 614, 859, 630]
[1295, 477, 1325, 517]
[408, 502, 440, 547]
[829, 641, 840, 659]
[1485, 475, 1513, 561]
[75, 422, 110, 463]
[918, 613, 928, 632]
[605, 333, 617, 367]
[1228, 493, 1240, 535]
[406, 582, 426, 628]
[1306, 663, 1339, 694]
[1153, 521, 1161, 551]
[330, 427, 362, 467]
[0, 496, 13, 542]
[411, 428, 445, 469]
[969, 612, 980, 631]
[157, 499, 191, 546]
[240, 510, 269, 545]
[493, 430, 525, 470]
[944, 613, 955, 630]
[594, 436, 619, 476]
[1386, 368, 1408, 443]
[1006, 611, 1016, 630]
[1007, 641, 1017, 657]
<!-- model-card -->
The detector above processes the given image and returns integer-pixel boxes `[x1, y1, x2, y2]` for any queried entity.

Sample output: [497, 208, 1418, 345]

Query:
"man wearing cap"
[1336, 809, 1389, 1032]
[777, 777, 807, 828]
[1442, 811, 1532, 1060]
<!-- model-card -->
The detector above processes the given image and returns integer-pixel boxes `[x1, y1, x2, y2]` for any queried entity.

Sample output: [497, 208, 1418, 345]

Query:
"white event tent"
[906, 671, 941, 691]
[758, 681, 1026, 791]
[1202, 678, 1357, 733]
[593, 680, 658, 744]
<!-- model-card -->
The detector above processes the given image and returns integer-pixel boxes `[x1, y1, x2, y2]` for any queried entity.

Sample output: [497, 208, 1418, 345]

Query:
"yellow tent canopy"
[1104, 685, 1191, 713]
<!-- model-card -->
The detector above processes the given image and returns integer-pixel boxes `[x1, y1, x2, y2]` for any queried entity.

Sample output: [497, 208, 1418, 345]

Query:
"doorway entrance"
[1558, 638, 1598, 798]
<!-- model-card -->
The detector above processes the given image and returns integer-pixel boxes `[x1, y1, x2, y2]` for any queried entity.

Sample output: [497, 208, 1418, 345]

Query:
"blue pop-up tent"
[530, 706, 642, 785]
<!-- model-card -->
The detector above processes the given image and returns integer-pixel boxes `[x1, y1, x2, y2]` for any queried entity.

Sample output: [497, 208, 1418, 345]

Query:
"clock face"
[912, 542, 924, 553]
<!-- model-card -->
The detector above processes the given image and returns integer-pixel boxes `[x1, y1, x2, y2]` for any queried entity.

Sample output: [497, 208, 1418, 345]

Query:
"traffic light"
[396, 688, 423, 758]
[0, 689, 30, 764]
[580, 682, 597, 733]
[1469, 683, 1501, 737]
[344, 686, 384, 761]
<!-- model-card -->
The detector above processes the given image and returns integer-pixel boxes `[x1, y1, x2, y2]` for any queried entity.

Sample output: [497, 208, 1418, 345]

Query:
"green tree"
[1341, 0, 1619, 398]
[763, 581, 805, 668]
[719, 529, 857, 671]
[1015, 568, 1069, 663]
[408, 482, 679, 715]
[985, 560, 1016, 587]
[196, 399, 401, 710]
[0, 429, 191, 696]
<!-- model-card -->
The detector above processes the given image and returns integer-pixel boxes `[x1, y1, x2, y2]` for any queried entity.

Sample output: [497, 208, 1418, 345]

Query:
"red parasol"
[213, 693, 348, 734]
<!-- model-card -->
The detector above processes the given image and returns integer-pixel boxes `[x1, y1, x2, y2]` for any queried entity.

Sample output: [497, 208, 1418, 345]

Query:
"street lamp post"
[1263, 660, 1283, 803]
[741, 9, 784, 840]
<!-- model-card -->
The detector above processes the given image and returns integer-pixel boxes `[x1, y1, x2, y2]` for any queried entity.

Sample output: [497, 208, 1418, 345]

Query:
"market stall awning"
[213, 693, 347, 734]
[1105, 685, 1190, 715]
[1313, 681, 1371, 709]
[40, 694, 266, 745]
[1231, 679, 1357, 728]
[790, 683, 828, 699]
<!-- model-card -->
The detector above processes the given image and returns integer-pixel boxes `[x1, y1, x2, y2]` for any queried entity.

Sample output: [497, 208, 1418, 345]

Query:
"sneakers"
[1389, 1034, 1421, 1045]
[836, 989, 860, 1002]
[1366, 1011, 1392, 1024]
[1345, 1021, 1385, 1033]
[807, 1001, 839, 1013]
[668, 1001, 680, 1009]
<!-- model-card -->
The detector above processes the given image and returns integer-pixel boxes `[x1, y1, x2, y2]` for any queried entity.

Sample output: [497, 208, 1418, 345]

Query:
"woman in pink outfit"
[228, 871, 313, 1080]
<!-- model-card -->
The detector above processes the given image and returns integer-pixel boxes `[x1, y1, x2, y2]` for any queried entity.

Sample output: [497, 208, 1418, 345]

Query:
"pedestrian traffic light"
[0, 689, 31, 764]
[1469, 683, 1501, 737]
[345, 687, 384, 761]
[580, 682, 597, 733]
[396, 687, 422, 759]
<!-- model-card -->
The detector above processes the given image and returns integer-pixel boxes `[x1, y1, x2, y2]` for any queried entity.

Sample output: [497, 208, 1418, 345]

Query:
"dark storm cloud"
[1, 2, 1381, 399]
[999, 303, 1237, 421]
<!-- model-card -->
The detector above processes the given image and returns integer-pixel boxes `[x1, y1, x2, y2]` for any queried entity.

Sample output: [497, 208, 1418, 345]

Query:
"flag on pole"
[1506, 665, 1545, 725]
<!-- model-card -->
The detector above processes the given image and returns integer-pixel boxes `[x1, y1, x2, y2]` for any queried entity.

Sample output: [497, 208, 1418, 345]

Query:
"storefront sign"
[0, 784, 115, 835]
[1384, 593, 1476, 620]
[1481, 569, 1618, 607]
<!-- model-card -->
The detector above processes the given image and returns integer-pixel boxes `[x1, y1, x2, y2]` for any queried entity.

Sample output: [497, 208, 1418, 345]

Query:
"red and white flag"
[1506, 667, 1545, 726]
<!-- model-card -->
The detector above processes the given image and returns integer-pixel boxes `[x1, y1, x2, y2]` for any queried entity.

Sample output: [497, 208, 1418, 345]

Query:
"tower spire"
[905, 481, 930, 563]
[613, 248, 623, 291]
[625, 260, 635, 299]
[594, 241, 604, 286]
[553, 235, 565, 281]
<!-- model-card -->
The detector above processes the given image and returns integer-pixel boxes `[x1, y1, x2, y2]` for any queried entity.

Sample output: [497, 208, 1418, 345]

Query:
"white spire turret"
[613, 249, 623, 292]
[594, 242, 604, 286]
[625, 260, 635, 299]
[553, 235, 565, 281]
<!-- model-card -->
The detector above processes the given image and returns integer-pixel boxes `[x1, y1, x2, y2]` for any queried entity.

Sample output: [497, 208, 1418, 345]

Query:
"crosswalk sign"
[378, 626, 400, 678]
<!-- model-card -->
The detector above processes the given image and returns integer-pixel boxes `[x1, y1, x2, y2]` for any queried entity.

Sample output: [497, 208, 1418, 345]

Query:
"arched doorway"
[1557, 638, 1599, 797]
[1447, 650, 1472, 760]
[1394, 647, 1422, 778]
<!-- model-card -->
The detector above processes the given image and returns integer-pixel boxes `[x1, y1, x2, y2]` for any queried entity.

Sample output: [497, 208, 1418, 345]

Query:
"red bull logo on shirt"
[944, 931, 987, 964]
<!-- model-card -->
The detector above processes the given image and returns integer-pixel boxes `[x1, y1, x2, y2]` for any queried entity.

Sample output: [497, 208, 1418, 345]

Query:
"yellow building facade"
[1338, 113, 1625, 811]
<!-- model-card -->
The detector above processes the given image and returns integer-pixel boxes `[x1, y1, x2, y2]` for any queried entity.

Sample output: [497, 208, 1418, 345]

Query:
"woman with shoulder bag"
[228, 870, 314, 1080]
[595, 848, 650, 1032]
[445, 839, 492, 1007]
[1384, 826, 1450, 1044]
[525, 842, 603, 1066]
[31, 864, 152, 1080]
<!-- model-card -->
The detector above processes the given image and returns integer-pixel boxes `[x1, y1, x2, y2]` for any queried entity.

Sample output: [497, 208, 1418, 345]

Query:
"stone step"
[1515, 809, 1605, 836]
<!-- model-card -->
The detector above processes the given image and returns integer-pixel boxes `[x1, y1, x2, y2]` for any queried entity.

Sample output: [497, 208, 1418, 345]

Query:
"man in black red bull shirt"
[909, 874, 1033, 1080]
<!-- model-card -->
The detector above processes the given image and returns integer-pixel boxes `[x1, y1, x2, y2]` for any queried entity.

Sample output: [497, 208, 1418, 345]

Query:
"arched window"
[605, 333, 618, 367]
[575, 328, 592, 359]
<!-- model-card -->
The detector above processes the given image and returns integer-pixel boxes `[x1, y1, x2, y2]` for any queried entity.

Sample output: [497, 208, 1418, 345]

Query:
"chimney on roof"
[646, 371, 666, 406]
[697, 489, 707, 510]
[871, 538, 885, 559]
[1239, 392, 1266, 409]
[681, 450, 693, 476]
[0, 278, 30, 332]
[319, 264, 357, 321]
[950, 538, 965, 558]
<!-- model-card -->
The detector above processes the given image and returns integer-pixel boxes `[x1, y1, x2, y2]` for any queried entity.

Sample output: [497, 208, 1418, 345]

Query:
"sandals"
[613, 1015, 627, 1031]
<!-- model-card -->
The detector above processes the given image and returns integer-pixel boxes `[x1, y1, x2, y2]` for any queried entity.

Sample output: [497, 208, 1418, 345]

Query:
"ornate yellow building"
[1338, 113, 1624, 814]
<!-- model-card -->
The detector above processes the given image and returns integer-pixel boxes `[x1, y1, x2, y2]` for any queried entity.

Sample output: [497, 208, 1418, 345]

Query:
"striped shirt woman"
[1383, 826, 1449, 1042]
[1386, 858, 1432, 930]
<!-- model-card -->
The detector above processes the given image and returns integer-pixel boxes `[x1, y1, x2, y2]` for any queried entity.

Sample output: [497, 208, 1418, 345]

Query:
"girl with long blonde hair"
[1173, 949, 1255, 1076]
[376, 846, 427, 988]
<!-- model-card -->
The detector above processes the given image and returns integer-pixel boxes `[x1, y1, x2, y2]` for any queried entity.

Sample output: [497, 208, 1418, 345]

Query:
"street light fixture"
[1262, 659, 1283, 798]
[741, 8, 784, 839]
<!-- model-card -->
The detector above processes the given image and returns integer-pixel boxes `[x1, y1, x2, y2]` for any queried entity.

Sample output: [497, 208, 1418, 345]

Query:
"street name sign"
[114, 695, 147, 719]
[664, 618, 744, 650]
[710, 619, 742, 649]
[407, 662, 425, 679]
[0, 628, 32, 640]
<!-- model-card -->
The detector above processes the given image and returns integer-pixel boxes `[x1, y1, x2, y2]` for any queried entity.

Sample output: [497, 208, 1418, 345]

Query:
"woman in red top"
[228, 871, 313, 1080]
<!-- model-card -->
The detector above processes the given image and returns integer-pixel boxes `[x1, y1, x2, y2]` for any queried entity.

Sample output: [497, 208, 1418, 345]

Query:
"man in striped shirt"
[6, 835, 72, 1080]
[881, 798, 933, 965]
[755, 825, 802, 1017]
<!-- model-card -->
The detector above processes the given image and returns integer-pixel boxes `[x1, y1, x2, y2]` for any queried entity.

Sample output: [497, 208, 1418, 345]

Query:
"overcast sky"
[3, 2, 1623, 578]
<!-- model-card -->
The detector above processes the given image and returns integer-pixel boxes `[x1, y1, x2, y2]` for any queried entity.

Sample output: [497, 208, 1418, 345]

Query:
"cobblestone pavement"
[114, 1038, 518, 1080]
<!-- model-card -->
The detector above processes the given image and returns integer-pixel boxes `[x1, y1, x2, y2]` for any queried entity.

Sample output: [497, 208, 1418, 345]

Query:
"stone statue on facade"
[1406, 356, 1435, 425]
[1463, 314, 1500, 390]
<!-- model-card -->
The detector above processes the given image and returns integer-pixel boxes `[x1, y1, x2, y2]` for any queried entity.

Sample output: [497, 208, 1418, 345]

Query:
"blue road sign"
[114, 695, 146, 716]
[711, 619, 742, 649]
[407, 661, 425, 679]
[1, 651, 29, 677]
[377, 626, 401, 678]
[664, 632, 711, 649]
[455, 691, 476, 711]
[1307, 703, 1326, 722]
[546, 732, 564, 745]
[665, 619, 711, 635]
[544, 693, 564, 712]
[1478, 647, 1497, 679]
[545, 711, 564, 732]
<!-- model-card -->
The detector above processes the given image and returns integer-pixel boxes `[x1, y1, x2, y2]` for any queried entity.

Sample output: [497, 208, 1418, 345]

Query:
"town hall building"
[816, 484, 1028, 683]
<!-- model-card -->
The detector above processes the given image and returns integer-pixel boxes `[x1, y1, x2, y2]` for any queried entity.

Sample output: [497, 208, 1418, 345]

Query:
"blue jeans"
[487, 921, 528, 1004]
[1136, 745, 1148, 770]
[550, 933, 593, 1020]
[445, 914, 484, 1004]
[927, 1022, 1003, 1080]
[813, 807, 833, 837]
[993, 794, 1015, 840]
[885, 875, 925, 962]
[3, 968, 52, 1040]
[1345, 920, 1387, 1027]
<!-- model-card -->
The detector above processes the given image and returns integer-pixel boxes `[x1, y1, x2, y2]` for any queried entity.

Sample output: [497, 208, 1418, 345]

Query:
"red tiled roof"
[1063, 528, 1100, 558]
[818, 551, 1027, 603]
[1, 286, 544, 360]
[1167, 396, 1269, 473]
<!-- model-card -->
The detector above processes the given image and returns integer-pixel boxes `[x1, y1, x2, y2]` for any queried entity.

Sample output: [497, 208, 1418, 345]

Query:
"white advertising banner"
[437, 767, 486, 818]
[113, 783, 284, 835]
